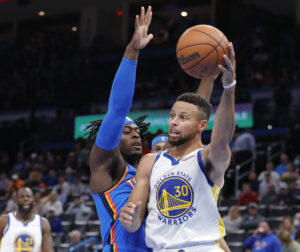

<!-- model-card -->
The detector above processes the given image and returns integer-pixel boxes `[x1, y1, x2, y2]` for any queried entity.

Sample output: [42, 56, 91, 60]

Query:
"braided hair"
[84, 115, 150, 142]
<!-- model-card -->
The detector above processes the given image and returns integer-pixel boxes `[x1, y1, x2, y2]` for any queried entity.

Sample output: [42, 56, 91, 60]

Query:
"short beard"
[124, 152, 143, 167]
[18, 203, 34, 215]
[168, 134, 193, 146]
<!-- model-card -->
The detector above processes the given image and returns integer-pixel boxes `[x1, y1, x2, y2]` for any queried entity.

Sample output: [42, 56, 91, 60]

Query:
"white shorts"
[152, 241, 224, 252]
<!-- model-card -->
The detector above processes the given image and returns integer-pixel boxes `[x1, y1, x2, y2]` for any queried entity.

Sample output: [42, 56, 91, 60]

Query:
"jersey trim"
[99, 164, 129, 246]
[197, 150, 214, 187]
[2, 214, 9, 236]
[13, 212, 36, 226]
[163, 152, 182, 165]
[40, 216, 43, 236]
[150, 152, 162, 178]
[111, 243, 118, 252]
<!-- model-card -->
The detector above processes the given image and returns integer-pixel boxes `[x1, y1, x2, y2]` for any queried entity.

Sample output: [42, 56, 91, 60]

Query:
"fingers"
[228, 42, 236, 65]
[135, 15, 139, 30]
[223, 54, 233, 73]
[120, 202, 141, 225]
[218, 64, 229, 76]
[145, 6, 152, 27]
[139, 6, 145, 26]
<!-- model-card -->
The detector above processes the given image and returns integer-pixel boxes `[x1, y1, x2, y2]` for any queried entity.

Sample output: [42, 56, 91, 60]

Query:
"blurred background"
[0, 0, 300, 251]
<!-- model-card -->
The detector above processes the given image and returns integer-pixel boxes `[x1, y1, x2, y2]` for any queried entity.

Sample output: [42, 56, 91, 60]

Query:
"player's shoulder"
[40, 216, 51, 229]
[0, 214, 9, 232]
[136, 152, 158, 175]
[141, 152, 159, 163]
[0, 214, 8, 223]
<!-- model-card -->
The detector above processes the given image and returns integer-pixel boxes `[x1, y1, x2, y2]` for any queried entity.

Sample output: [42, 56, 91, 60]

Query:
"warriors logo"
[14, 234, 34, 252]
[156, 176, 193, 218]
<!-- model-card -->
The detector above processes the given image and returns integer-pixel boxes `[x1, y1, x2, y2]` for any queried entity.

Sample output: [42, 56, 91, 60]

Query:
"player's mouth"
[132, 141, 142, 150]
[23, 203, 30, 209]
[169, 129, 180, 138]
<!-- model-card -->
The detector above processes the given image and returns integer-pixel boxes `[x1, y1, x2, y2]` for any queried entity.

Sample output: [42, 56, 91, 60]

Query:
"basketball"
[176, 24, 230, 79]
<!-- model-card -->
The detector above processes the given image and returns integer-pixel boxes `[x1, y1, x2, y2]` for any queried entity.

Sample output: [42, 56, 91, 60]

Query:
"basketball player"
[120, 43, 236, 252]
[86, 6, 154, 252]
[0, 187, 54, 252]
[151, 135, 168, 152]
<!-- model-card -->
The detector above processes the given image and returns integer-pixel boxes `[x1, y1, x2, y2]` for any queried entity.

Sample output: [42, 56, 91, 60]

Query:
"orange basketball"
[176, 24, 229, 79]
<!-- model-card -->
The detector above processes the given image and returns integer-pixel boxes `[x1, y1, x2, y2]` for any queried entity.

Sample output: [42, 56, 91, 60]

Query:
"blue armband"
[95, 57, 137, 150]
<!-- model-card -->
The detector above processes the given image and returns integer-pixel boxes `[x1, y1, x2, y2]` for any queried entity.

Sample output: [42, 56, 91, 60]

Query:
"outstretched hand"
[129, 6, 153, 50]
[218, 42, 236, 87]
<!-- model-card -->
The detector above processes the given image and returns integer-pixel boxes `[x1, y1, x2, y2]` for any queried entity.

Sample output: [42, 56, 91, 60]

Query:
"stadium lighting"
[38, 11, 45, 16]
[181, 11, 188, 17]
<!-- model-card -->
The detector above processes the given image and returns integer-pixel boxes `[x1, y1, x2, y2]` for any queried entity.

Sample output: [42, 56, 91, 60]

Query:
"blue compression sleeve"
[95, 57, 137, 150]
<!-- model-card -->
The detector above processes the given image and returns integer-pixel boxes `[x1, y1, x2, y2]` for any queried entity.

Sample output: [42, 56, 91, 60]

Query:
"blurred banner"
[74, 103, 253, 139]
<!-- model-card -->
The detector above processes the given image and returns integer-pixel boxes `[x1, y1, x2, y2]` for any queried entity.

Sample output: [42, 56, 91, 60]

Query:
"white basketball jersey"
[145, 147, 225, 250]
[0, 212, 42, 252]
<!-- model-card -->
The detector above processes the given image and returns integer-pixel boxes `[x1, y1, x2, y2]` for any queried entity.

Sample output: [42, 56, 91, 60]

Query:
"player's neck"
[171, 138, 203, 158]
[16, 211, 34, 222]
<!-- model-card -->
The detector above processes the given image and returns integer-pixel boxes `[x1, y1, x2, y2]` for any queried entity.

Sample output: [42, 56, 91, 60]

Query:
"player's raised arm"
[120, 153, 157, 232]
[207, 42, 236, 181]
[88, 6, 153, 193]
[196, 72, 219, 101]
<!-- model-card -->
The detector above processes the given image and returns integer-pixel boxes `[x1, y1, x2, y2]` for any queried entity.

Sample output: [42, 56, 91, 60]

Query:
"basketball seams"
[176, 43, 215, 53]
[211, 28, 226, 54]
[184, 37, 224, 72]
[188, 29, 227, 55]
[188, 29, 222, 45]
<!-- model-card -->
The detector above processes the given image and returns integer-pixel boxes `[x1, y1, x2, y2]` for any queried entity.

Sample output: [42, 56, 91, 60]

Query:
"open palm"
[130, 6, 153, 50]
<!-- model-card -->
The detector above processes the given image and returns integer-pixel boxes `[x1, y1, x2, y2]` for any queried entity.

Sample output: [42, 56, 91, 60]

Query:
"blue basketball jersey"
[91, 163, 151, 252]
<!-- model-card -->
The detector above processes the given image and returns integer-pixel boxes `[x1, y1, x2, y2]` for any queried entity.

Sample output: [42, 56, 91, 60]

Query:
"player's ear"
[199, 120, 208, 132]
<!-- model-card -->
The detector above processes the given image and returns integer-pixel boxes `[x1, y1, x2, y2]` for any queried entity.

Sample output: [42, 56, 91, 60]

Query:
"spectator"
[33, 191, 43, 214]
[232, 128, 256, 163]
[258, 172, 279, 196]
[55, 187, 67, 205]
[13, 152, 28, 175]
[42, 169, 58, 189]
[278, 216, 296, 239]
[258, 161, 280, 186]
[0, 172, 10, 195]
[293, 213, 300, 232]
[69, 230, 86, 252]
[278, 182, 294, 206]
[41, 191, 63, 216]
[260, 183, 279, 205]
[3, 192, 18, 214]
[28, 163, 43, 186]
[248, 171, 259, 192]
[238, 183, 259, 206]
[47, 208, 64, 234]
[53, 175, 70, 197]
[290, 181, 300, 197]
[281, 163, 298, 182]
[277, 229, 300, 252]
[240, 203, 265, 230]
[275, 153, 289, 175]
[243, 221, 281, 252]
[65, 196, 92, 222]
[222, 205, 243, 233]
[69, 176, 85, 198]
[5, 174, 25, 198]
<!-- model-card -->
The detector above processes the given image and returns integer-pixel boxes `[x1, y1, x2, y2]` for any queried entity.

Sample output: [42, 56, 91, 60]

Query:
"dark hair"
[177, 93, 212, 120]
[84, 115, 150, 142]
